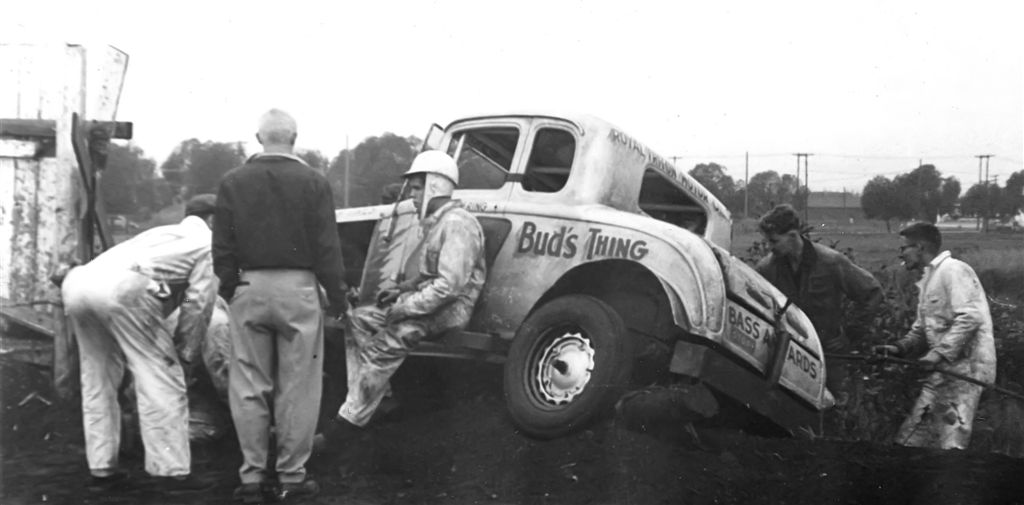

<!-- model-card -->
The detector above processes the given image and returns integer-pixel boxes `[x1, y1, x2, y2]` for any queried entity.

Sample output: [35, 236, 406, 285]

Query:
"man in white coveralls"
[61, 194, 218, 490]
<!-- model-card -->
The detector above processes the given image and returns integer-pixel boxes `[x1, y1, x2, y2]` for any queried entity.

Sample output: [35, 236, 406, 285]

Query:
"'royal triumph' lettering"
[516, 221, 648, 261]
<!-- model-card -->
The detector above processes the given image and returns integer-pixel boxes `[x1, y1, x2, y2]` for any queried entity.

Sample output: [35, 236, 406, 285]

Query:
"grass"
[730, 219, 1024, 300]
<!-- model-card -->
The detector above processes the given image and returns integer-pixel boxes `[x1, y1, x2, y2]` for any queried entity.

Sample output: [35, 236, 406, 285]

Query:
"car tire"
[503, 294, 633, 439]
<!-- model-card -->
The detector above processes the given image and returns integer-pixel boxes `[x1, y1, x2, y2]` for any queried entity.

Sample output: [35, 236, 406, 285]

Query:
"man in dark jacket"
[755, 204, 882, 405]
[213, 109, 346, 503]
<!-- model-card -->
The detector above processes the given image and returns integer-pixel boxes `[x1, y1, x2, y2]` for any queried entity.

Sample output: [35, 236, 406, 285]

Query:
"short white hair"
[257, 109, 297, 145]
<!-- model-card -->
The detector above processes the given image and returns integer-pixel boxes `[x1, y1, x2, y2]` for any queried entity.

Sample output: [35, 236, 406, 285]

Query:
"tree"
[689, 163, 738, 211]
[160, 139, 246, 197]
[999, 170, 1024, 215]
[99, 142, 156, 215]
[939, 176, 961, 216]
[746, 171, 800, 216]
[861, 176, 911, 232]
[327, 133, 420, 207]
[892, 164, 943, 222]
[297, 149, 328, 175]
[961, 183, 989, 218]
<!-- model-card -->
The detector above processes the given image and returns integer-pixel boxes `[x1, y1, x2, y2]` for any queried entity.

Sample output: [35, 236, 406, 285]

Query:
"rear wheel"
[503, 295, 633, 438]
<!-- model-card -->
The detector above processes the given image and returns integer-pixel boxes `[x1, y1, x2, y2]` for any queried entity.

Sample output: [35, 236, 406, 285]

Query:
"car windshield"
[447, 127, 519, 190]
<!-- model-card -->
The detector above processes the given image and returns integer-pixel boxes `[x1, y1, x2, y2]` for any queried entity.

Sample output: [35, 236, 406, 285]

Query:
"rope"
[827, 353, 1024, 402]
[2, 300, 61, 309]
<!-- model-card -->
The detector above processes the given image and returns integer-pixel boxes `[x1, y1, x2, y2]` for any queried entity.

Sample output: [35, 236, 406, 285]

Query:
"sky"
[3, 0, 1022, 193]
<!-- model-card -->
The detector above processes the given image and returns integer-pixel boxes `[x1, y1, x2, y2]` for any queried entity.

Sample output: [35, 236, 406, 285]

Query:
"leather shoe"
[148, 474, 216, 493]
[312, 416, 363, 454]
[87, 470, 129, 492]
[277, 478, 319, 500]
[232, 482, 269, 503]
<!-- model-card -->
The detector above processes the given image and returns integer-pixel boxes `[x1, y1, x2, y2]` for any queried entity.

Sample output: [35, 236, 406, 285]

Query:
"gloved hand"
[376, 288, 401, 307]
[384, 305, 408, 326]
[178, 347, 202, 386]
[326, 296, 349, 320]
[871, 344, 900, 357]
[917, 351, 943, 371]
[49, 261, 79, 288]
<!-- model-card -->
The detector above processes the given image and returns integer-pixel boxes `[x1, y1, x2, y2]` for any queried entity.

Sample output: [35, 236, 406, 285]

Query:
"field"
[731, 219, 1024, 300]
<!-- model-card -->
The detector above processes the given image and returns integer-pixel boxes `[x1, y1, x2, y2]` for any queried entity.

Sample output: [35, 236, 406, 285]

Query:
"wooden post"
[0, 43, 129, 400]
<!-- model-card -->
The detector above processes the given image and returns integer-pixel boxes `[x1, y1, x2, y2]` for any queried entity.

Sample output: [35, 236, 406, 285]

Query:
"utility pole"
[343, 134, 351, 208]
[976, 154, 993, 231]
[793, 153, 812, 224]
[744, 151, 749, 218]
[670, 155, 681, 166]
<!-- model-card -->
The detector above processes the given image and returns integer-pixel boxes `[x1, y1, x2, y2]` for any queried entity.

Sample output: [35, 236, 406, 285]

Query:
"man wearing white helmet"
[316, 150, 486, 450]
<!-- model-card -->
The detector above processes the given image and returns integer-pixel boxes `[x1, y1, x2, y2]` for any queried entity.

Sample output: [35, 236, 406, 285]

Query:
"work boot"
[232, 482, 269, 504]
[313, 416, 363, 454]
[371, 397, 403, 424]
[277, 478, 319, 501]
[87, 470, 129, 492]
[148, 474, 217, 493]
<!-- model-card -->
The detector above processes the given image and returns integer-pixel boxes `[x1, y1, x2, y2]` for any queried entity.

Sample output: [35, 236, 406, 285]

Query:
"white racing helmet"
[403, 150, 459, 218]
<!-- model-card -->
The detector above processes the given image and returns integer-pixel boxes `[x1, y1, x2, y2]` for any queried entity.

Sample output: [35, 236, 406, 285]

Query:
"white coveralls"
[894, 251, 996, 449]
[61, 216, 216, 477]
[339, 201, 486, 426]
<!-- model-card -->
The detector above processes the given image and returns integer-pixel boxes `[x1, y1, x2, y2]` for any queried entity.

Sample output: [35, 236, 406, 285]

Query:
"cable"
[827, 353, 1024, 401]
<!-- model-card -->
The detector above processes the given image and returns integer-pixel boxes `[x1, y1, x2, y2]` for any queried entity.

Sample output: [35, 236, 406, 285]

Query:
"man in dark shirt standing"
[213, 109, 346, 503]
[755, 204, 882, 407]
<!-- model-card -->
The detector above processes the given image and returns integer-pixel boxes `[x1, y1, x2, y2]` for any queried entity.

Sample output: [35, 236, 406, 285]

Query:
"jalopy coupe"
[334, 112, 833, 438]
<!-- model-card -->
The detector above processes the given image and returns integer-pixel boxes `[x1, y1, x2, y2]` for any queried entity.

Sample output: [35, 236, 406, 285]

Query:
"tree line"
[100, 137, 1023, 231]
[689, 162, 1023, 231]
[98, 133, 421, 223]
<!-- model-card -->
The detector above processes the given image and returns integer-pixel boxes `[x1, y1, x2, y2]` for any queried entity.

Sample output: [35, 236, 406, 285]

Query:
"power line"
[668, 152, 1021, 163]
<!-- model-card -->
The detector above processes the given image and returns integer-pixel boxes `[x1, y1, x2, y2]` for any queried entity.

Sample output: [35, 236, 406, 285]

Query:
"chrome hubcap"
[535, 331, 595, 404]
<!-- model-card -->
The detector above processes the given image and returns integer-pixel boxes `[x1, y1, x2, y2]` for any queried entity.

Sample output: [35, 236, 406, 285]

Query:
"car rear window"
[639, 168, 708, 234]
[522, 128, 575, 193]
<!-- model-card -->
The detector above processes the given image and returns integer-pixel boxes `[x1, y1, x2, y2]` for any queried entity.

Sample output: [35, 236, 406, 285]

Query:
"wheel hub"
[535, 331, 595, 404]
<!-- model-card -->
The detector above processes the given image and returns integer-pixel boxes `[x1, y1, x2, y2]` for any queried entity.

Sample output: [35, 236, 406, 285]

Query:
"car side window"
[446, 127, 519, 190]
[638, 168, 708, 235]
[522, 128, 575, 193]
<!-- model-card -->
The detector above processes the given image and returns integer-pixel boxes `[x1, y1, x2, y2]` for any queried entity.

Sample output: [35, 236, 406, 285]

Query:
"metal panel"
[0, 44, 126, 339]
[669, 340, 820, 435]
[0, 158, 15, 299]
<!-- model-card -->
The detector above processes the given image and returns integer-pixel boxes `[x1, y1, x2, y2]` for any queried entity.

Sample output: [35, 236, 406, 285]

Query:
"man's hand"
[917, 351, 943, 371]
[376, 288, 401, 307]
[871, 344, 900, 357]
[179, 348, 202, 386]
[384, 305, 407, 326]
[326, 297, 349, 320]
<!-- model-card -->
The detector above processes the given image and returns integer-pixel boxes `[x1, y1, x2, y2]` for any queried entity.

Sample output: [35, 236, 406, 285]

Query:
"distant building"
[805, 191, 862, 225]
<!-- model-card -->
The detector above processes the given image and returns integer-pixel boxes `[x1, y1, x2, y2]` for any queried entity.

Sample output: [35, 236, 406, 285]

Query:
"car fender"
[496, 203, 727, 340]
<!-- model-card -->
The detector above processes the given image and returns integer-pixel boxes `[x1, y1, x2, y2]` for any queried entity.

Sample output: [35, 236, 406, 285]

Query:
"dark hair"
[184, 194, 217, 218]
[898, 222, 942, 251]
[758, 204, 803, 235]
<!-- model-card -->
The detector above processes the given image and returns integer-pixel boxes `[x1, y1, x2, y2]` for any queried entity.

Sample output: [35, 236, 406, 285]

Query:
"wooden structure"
[0, 43, 131, 396]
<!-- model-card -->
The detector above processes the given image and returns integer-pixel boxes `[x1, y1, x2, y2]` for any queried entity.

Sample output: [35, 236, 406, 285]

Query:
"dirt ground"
[4, 349, 1024, 505]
